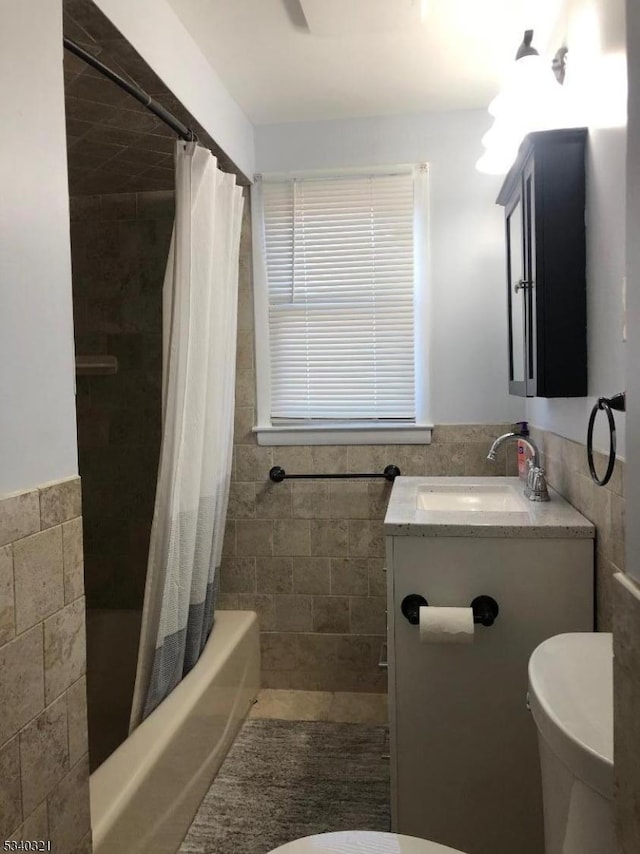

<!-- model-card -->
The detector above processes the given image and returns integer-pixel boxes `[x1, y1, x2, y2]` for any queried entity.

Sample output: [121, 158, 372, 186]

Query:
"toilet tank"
[528, 633, 614, 854]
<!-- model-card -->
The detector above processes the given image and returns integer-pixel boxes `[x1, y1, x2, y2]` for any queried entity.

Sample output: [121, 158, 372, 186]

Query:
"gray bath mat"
[179, 719, 390, 854]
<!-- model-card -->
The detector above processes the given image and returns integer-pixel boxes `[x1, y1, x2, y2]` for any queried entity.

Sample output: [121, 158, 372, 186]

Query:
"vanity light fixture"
[515, 28, 538, 59]
[476, 30, 568, 175]
[552, 46, 568, 84]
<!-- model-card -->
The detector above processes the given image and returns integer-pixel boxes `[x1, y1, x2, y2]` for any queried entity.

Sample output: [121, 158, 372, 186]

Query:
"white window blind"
[261, 170, 417, 422]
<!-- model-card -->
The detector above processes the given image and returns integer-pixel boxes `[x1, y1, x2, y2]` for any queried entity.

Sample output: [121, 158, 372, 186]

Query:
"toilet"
[267, 830, 465, 853]
[527, 632, 614, 854]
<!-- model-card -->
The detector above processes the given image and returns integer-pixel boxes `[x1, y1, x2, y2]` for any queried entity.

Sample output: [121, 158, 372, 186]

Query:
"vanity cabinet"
[497, 128, 587, 398]
[385, 476, 595, 854]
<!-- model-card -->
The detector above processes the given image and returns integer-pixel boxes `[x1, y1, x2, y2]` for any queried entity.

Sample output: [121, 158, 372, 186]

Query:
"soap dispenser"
[515, 421, 530, 480]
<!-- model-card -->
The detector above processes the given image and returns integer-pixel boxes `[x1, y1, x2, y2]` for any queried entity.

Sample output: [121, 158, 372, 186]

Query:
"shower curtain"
[130, 142, 244, 728]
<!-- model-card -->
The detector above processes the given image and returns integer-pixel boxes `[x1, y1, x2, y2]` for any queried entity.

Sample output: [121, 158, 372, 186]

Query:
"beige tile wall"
[0, 478, 91, 851]
[529, 426, 625, 630]
[220, 196, 517, 692]
[613, 572, 640, 852]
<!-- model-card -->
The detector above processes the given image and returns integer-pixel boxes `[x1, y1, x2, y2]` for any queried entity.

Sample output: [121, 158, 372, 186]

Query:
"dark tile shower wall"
[70, 190, 174, 611]
[63, 0, 247, 195]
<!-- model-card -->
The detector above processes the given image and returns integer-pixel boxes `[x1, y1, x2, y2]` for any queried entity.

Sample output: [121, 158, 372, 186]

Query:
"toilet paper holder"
[401, 594, 500, 627]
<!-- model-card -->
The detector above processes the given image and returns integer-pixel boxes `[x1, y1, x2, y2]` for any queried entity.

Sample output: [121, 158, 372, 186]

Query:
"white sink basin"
[416, 483, 527, 513]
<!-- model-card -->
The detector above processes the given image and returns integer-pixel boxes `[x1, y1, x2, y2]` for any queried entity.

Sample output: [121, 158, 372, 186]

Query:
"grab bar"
[269, 465, 401, 483]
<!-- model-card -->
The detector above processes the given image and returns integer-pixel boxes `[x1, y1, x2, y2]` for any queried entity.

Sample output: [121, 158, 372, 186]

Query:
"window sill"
[254, 423, 433, 446]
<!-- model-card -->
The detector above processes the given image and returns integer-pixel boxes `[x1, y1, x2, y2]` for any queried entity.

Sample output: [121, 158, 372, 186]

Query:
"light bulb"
[477, 30, 579, 176]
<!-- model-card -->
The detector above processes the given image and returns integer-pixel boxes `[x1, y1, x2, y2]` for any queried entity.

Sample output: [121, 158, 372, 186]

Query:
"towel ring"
[587, 392, 625, 486]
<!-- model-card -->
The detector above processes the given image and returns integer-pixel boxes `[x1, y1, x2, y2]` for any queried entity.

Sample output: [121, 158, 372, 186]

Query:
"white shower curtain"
[130, 142, 244, 728]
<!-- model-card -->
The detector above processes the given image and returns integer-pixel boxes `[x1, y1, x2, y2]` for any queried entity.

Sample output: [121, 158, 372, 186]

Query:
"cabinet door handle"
[514, 279, 532, 293]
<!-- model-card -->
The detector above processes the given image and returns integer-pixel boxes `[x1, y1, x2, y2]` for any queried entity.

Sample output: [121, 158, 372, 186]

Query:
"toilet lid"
[268, 831, 466, 854]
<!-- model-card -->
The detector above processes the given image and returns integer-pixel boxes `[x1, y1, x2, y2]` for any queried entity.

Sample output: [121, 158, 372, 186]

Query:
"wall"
[1, 0, 253, 843]
[70, 191, 172, 613]
[613, 1, 640, 850]
[537, 0, 640, 847]
[92, 0, 254, 179]
[0, 4, 91, 847]
[69, 190, 173, 770]
[526, 0, 627, 456]
[255, 109, 523, 427]
[528, 426, 624, 629]
[0, 1, 78, 495]
[0, 478, 91, 850]
[623, 0, 640, 588]
[220, 198, 517, 692]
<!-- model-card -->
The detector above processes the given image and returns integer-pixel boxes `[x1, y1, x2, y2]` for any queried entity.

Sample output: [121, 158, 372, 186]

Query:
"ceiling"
[62, 0, 567, 192]
[63, 0, 246, 195]
[166, 0, 566, 125]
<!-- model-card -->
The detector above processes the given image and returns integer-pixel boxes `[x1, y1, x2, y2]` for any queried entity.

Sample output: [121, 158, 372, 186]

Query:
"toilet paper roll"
[419, 606, 474, 644]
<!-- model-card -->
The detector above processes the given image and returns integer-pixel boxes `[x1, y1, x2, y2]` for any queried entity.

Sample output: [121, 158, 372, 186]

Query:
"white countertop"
[384, 476, 595, 538]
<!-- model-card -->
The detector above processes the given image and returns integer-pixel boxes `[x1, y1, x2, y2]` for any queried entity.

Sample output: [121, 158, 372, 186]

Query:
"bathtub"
[90, 610, 261, 854]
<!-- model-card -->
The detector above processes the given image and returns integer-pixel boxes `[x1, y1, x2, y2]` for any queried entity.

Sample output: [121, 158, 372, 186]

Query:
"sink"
[416, 483, 528, 513]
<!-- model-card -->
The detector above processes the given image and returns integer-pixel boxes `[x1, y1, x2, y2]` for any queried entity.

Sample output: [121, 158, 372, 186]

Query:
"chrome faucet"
[487, 432, 550, 502]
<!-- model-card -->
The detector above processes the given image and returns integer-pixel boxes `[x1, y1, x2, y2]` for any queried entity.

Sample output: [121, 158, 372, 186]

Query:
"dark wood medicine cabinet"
[497, 127, 587, 398]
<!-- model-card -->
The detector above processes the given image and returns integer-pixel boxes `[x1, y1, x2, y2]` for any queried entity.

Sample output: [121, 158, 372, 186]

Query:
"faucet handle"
[525, 465, 550, 502]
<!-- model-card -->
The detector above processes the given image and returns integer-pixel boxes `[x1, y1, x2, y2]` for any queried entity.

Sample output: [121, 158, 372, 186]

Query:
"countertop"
[384, 476, 595, 539]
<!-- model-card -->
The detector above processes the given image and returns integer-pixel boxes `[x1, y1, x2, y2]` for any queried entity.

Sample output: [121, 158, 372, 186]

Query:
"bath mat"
[179, 719, 390, 854]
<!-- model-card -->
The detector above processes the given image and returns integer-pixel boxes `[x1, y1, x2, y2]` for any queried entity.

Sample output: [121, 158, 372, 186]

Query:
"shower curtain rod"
[63, 37, 198, 143]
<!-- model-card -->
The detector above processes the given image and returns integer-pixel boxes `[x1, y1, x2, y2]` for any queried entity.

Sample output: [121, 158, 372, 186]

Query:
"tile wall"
[529, 426, 625, 630]
[613, 572, 640, 851]
[63, 0, 245, 195]
[220, 198, 517, 692]
[69, 189, 173, 770]
[0, 477, 91, 851]
[70, 190, 173, 611]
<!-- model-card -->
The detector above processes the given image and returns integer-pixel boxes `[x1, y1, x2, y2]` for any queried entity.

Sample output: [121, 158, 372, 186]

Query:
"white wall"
[0, 0, 255, 497]
[526, 0, 627, 456]
[0, 1, 78, 495]
[256, 109, 522, 426]
[94, 0, 255, 179]
[625, 0, 640, 582]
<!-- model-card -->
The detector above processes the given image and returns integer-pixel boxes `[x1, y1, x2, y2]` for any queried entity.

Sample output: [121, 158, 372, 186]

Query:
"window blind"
[261, 170, 417, 422]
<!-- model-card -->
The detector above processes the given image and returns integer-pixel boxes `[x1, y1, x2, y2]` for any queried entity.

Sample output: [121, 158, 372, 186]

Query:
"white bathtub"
[90, 610, 261, 854]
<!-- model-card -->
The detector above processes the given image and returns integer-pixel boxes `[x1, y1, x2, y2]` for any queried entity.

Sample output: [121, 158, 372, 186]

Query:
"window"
[251, 165, 430, 445]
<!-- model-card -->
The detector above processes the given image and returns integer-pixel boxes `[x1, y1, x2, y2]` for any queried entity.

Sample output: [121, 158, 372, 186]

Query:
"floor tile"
[249, 689, 332, 721]
[327, 692, 388, 724]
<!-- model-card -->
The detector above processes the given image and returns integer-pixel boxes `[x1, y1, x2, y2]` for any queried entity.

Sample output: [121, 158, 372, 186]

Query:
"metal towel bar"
[269, 464, 401, 483]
